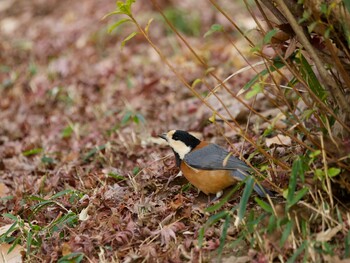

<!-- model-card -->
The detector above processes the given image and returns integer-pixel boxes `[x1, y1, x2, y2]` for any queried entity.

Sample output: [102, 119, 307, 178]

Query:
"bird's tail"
[231, 170, 273, 197]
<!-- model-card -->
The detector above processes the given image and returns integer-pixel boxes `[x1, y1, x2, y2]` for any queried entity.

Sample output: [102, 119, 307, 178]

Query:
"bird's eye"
[173, 135, 179, 140]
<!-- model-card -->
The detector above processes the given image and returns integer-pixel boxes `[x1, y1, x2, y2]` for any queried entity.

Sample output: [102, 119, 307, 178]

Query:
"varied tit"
[159, 130, 272, 199]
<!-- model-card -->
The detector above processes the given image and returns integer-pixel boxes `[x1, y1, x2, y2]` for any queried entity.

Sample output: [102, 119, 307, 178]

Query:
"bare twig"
[274, 0, 350, 122]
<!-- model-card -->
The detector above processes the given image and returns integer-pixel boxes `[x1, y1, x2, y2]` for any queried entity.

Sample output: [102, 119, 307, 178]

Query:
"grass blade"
[238, 176, 254, 221]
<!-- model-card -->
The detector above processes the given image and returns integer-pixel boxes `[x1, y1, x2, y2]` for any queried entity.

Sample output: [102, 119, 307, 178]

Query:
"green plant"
[1, 190, 83, 258]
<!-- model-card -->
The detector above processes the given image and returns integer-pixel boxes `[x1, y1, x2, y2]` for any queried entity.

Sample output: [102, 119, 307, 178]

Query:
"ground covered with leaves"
[1, 0, 349, 262]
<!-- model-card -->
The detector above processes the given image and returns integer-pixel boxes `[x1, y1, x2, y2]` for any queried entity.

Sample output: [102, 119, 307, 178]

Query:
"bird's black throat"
[172, 149, 181, 167]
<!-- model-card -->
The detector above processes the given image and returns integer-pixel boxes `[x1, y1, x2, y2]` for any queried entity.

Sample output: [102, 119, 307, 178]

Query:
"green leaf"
[343, 0, 350, 13]
[134, 113, 146, 124]
[320, 3, 328, 15]
[132, 166, 140, 175]
[198, 227, 205, 248]
[299, 10, 311, 24]
[297, 53, 327, 101]
[324, 26, 332, 39]
[83, 144, 106, 162]
[29, 62, 37, 76]
[345, 230, 350, 258]
[308, 21, 318, 33]
[121, 31, 138, 48]
[22, 148, 43, 156]
[3, 213, 18, 221]
[267, 214, 277, 233]
[116, 1, 124, 8]
[57, 252, 84, 263]
[50, 189, 75, 200]
[191, 78, 202, 88]
[243, 57, 285, 90]
[287, 240, 307, 263]
[8, 236, 21, 254]
[0, 221, 18, 241]
[49, 212, 78, 232]
[126, 0, 136, 7]
[108, 172, 125, 180]
[205, 183, 241, 212]
[309, 150, 321, 158]
[217, 214, 231, 258]
[255, 197, 273, 213]
[121, 110, 132, 125]
[0, 196, 14, 202]
[102, 10, 124, 20]
[301, 219, 308, 238]
[181, 182, 192, 192]
[245, 82, 262, 99]
[238, 176, 254, 221]
[26, 230, 33, 254]
[315, 168, 324, 179]
[145, 18, 154, 35]
[108, 18, 132, 33]
[280, 221, 293, 246]
[41, 155, 56, 164]
[287, 157, 305, 208]
[27, 195, 46, 201]
[31, 200, 55, 213]
[263, 29, 278, 44]
[204, 24, 224, 38]
[61, 125, 74, 138]
[327, 167, 341, 177]
[206, 211, 229, 226]
[250, 45, 262, 53]
[287, 187, 309, 210]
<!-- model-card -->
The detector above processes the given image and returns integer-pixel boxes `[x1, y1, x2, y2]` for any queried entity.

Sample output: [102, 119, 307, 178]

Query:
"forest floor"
[0, 0, 307, 262]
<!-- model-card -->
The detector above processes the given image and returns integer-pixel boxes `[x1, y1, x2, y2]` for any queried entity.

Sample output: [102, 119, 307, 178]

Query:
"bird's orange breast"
[180, 141, 237, 195]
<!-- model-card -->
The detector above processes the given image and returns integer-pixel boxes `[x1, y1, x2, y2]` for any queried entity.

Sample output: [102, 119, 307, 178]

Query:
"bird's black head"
[158, 130, 201, 159]
[171, 130, 201, 149]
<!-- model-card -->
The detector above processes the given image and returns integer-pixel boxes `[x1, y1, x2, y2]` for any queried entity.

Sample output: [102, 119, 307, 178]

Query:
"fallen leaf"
[61, 242, 72, 257]
[222, 255, 251, 263]
[0, 183, 10, 198]
[266, 134, 291, 147]
[79, 206, 90, 221]
[152, 222, 185, 247]
[323, 255, 350, 263]
[0, 243, 23, 263]
[169, 194, 184, 210]
[316, 225, 342, 242]
[0, 224, 13, 235]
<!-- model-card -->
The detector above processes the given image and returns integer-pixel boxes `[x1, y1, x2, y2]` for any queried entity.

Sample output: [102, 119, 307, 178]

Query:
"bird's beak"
[158, 133, 167, 141]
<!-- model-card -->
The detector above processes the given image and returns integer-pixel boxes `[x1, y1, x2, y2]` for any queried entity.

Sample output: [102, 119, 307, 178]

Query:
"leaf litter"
[0, 0, 326, 262]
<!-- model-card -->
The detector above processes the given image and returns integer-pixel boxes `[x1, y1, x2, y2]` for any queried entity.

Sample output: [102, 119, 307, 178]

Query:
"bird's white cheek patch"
[169, 140, 191, 159]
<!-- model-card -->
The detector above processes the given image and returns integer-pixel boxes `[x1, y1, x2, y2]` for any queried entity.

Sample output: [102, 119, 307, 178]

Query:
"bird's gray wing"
[184, 144, 252, 172]
[184, 144, 273, 197]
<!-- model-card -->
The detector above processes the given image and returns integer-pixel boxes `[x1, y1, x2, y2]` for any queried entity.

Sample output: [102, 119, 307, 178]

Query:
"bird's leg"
[208, 190, 223, 204]
[165, 171, 183, 189]
[216, 190, 223, 199]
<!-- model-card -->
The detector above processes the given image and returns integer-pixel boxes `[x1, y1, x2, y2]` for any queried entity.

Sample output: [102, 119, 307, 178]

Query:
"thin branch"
[274, 0, 350, 121]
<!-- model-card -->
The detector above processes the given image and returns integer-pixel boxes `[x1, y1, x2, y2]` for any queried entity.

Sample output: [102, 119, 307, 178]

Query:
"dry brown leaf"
[78, 206, 90, 221]
[316, 225, 342, 242]
[266, 134, 291, 147]
[153, 222, 185, 246]
[61, 242, 72, 257]
[222, 255, 251, 263]
[169, 194, 184, 210]
[0, 224, 13, 235]
[323, 255, 350, 263]
[0, 183, 10, 198]
[0, 243, 23, 263]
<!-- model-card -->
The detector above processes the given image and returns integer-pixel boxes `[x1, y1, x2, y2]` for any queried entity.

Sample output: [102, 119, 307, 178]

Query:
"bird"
[159, 130, 272, 199]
